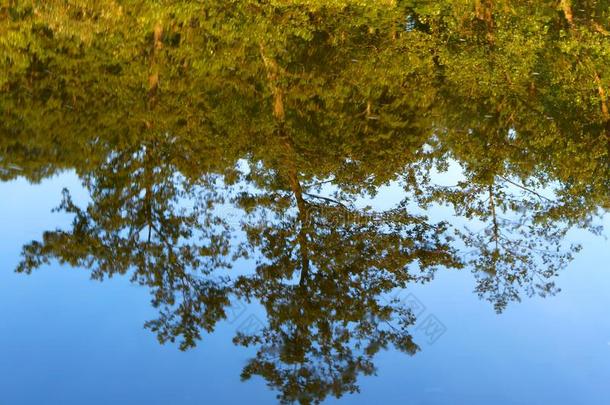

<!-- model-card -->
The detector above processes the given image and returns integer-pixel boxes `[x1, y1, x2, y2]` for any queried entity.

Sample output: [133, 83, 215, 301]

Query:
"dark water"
[1, 2, 609, 404]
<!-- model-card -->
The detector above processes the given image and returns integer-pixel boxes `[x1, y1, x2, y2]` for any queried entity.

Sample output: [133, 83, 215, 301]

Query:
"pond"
[1, 2, 609, 404]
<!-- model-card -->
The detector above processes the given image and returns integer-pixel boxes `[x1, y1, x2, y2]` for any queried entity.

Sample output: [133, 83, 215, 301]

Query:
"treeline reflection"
[2, 1, 608, 403]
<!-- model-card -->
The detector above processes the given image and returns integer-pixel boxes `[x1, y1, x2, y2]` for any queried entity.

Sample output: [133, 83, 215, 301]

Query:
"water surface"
[1, 2, 609, 404]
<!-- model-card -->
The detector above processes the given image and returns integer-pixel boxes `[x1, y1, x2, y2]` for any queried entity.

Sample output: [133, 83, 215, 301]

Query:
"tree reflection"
[2, 0, 608, 403]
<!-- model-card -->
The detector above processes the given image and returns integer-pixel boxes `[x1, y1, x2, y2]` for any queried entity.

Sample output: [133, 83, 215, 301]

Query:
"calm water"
[1, 2, 609, 404]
